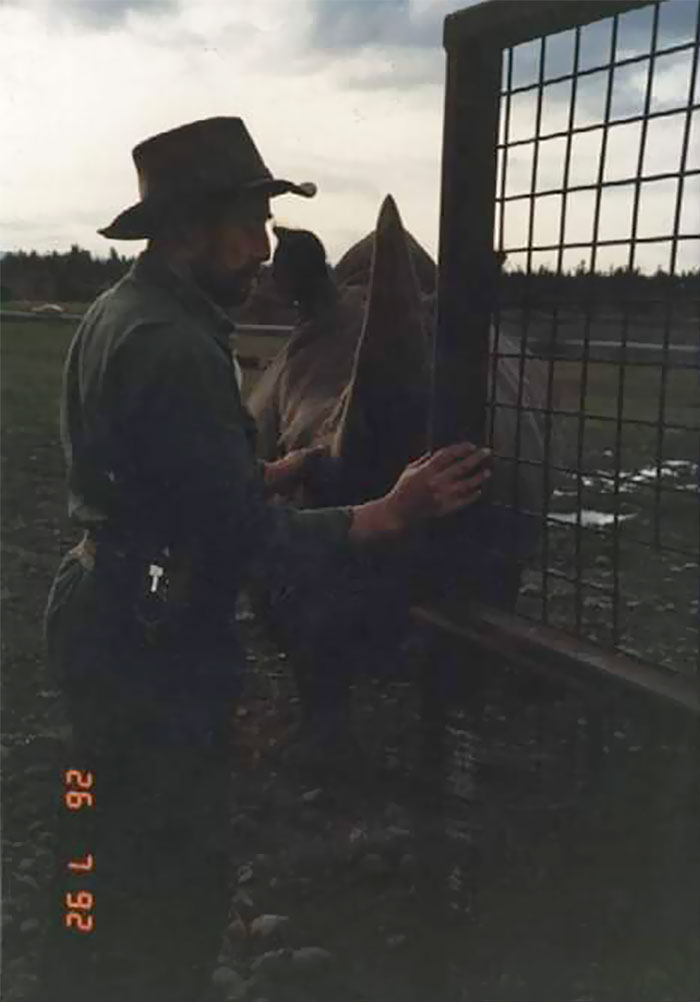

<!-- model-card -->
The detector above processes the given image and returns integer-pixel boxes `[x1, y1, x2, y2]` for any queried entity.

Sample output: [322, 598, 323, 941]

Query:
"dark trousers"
[40, 552, 239, 1002]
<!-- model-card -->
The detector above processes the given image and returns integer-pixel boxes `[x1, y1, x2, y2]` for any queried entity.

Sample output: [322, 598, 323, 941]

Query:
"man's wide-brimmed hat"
[98, 116, 317, 240]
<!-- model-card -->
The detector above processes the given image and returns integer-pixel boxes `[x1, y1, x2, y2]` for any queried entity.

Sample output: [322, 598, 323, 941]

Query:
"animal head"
[271, 225, 333, 311]
[335, 215, 437, 297]
[328, 194, 432, 502]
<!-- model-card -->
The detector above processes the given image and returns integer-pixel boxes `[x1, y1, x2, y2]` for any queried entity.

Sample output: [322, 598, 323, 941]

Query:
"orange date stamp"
[64, 769, 95, 933]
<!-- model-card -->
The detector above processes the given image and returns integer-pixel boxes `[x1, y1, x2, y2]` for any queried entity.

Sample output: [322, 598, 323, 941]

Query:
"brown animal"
[248, 196, 550, 752]
[251, 195, 548, 525]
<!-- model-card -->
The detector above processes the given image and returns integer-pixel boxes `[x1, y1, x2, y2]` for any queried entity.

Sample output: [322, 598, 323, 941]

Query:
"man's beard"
[190, 260, 258, 309]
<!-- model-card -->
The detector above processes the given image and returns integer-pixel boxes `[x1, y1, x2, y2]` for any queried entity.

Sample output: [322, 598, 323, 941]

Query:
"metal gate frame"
[419, 0, 699, 714]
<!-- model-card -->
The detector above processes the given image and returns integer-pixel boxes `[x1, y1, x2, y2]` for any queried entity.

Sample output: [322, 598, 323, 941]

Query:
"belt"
[69, 531, 97, 572]
[67, 532, 234, 638]
[68, 531, 187, 602]
[68, 531, 150, 573]
[69, 530, 163, 570]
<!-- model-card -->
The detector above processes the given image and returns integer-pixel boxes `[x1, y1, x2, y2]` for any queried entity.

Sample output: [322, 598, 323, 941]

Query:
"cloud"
[306, 0, 469, 53]
[309, 0, 423, 51]
[295, 0, 481, 91]
[0, 0, 445, 264]
[618, 0, 698, 52]
[0, 0, 694, 274]
[334, 46, 444, 90]
[10, 0, 180, 29]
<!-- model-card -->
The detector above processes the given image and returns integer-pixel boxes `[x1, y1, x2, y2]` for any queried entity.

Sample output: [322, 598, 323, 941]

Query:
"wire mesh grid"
[490, 0, 699, 674]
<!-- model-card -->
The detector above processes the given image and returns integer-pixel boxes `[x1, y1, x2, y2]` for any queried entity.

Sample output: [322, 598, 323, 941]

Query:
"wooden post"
[430, 35, 501, 449]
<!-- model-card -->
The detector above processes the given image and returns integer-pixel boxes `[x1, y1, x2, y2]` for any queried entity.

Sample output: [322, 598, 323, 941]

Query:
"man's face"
[190, 194, 272, 308]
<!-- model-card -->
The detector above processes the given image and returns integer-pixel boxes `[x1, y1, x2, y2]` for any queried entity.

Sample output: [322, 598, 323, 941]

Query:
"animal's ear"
[332, 195, 431, 491]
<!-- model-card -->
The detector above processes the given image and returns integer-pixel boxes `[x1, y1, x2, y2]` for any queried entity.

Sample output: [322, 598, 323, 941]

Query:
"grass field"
[1, 316, 698, 1002]
[514, 358, 699, 674]
[1, 317, 697, 714]
[2, 322, 75, 736]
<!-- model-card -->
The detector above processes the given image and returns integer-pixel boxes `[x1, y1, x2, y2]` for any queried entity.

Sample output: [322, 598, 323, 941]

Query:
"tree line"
[499, 261, 699, 316]
[0, 246, 133, 304]
[1, 245, 697, 316]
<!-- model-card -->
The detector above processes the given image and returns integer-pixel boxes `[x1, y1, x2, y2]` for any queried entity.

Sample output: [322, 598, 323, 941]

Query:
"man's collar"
[130, 248, 236, 341]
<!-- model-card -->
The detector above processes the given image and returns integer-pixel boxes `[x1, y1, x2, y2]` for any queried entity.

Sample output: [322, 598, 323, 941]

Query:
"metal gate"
[428, 0, 699, 706]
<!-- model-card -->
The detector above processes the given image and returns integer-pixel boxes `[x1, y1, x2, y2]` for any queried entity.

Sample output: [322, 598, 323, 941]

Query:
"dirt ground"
[2, 317, 698, 1001]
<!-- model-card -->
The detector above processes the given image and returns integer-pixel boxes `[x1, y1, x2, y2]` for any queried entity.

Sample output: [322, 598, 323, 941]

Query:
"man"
[41, 117, 490, 1002]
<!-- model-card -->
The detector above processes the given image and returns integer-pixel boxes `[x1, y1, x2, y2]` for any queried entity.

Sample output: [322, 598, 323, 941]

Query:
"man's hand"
[263, 446, 328, 497]
[350, 442, 491, 541]
[387, 442, 491, 524]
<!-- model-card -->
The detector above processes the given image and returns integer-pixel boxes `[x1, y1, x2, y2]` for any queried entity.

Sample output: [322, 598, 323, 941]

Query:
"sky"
[0, 0, 698, 272]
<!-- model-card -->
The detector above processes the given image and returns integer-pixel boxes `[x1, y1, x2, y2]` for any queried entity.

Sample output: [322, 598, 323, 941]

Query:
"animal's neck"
[297, 275, 339, 321]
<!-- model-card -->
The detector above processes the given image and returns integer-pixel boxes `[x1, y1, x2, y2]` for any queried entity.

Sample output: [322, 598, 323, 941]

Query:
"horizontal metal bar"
[0, 311, 296, 338]
[498, 102, 700, 150]
[489, 481, 699, 515]
[489, 503, 699, 558]
[546, 567, 615, 594]
[444, 0, 653, 52]
[502, 38, 699, 99]
[236, 324, 295, 337]
[546, 563, 698, 589]
[496, 302, 700, 311]
[522, 504, 698, 539]
[494, 490, 699, 526]
[0, 309, 83, 324]
[502, 233, 700, 254]
[560, 475, 694, 500]
[491, 351, 699, 371]
[412, 599, 700, 714]
[499, 168, 700, 204]
[541, 511, 698, 542]
[487, 453, 700, 498]
[487, 402, 699, 434]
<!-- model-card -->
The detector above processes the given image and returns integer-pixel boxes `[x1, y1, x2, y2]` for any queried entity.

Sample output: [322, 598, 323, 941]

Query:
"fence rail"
[431, 0, 699, 685]
[0, 311, 293, 371]
[0, 310, 293, 338]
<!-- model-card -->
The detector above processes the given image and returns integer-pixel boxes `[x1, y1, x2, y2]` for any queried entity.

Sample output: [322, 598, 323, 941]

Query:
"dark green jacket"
[60, 249, 352, 604]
